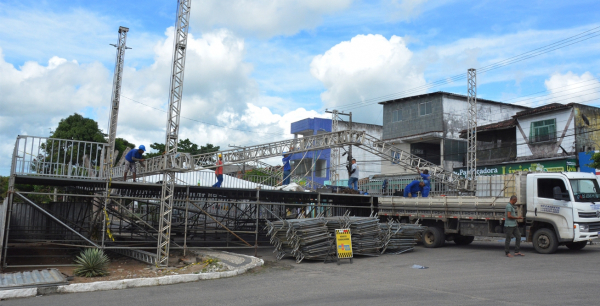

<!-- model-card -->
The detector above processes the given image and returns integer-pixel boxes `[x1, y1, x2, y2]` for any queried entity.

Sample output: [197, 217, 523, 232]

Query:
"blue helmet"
[139, 145, 146, 151]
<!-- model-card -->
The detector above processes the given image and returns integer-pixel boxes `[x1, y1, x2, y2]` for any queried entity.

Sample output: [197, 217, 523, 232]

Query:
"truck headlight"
[579, 224, 589, 232]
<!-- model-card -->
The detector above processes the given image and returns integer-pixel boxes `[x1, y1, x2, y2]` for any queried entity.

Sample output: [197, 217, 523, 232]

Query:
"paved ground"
[4, 241, 600, 306]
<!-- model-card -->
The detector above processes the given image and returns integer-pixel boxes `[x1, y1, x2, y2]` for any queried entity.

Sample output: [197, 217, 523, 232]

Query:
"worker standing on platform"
[124, 145, 146, 182]
[282, 149, 293, 185]
[212, 154, 224, 188]
[348, 158, 359, 190]
[416, 167, 431, 197]
[403, 180, 426, 197]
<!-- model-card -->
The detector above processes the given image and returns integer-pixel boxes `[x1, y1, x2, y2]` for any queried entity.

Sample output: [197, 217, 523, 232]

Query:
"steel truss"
[466, 68, 477, 192]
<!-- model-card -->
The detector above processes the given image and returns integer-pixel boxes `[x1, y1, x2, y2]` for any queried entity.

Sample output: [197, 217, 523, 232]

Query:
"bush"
[73, 248, 110, 277]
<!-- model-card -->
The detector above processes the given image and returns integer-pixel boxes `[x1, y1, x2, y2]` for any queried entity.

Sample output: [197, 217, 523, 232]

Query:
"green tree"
[36, 114, 108, 175]
[114, 138, 135, 163]
[242, 168, 277, 186]
[589, 152, 600, 169]
[145, 139, 220, 159]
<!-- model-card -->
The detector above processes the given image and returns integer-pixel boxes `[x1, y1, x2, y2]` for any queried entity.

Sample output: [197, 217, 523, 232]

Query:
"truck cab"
[526, 172, 600, 253]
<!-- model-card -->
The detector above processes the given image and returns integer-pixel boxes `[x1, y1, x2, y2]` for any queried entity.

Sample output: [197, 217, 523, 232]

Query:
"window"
[443, 139, 467, 162]
[537, 178, 567, 199]
[530, 119, 556, 143]
[419, 101, 432, 116]
[392, 109, 402, 122]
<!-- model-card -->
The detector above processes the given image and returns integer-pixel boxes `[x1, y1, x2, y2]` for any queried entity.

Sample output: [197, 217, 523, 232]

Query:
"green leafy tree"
[36, 114, 108, 175]
[145, 139, 220, 160]
[242, 168, 277, 186]
[114, 138, 135, 163]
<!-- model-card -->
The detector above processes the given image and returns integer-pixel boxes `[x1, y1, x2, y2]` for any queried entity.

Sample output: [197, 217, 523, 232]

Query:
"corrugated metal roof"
[0, 269, 68, 290]
[459, 118, 516, 136]
[513, 103, 573, 118]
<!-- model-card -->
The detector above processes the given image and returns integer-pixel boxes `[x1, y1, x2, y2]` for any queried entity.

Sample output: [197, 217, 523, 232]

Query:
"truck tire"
[454, 235, 475, 245]
[533, 228, 558, 254]
[423, 227, 445, 248]
[565, 241, 587, 250]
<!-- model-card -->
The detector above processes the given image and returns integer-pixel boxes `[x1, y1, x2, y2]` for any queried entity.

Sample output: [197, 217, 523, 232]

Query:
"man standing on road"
[123, 145, 146, 182]
[403, 180, 425, 197]
[505, 195, 525, 257]
[282, 149, 293, 185]
[348, 158, 359, 190]
[212, 154, 224, 188]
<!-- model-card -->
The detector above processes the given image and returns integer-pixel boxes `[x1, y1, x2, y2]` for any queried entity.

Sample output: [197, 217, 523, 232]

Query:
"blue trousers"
[282, 170, 291, 185]
[212, 174, 223, 188]
[348, 177, 358, 190]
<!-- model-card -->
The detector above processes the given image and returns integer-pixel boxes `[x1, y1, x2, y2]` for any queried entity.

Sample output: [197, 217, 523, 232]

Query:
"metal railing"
[11, 135, 109, 180]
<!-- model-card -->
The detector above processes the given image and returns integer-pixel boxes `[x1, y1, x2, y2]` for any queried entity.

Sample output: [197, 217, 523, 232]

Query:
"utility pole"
[107, 26, 130, 171]
[325, 110, 352, 184]
[157, 0, 192, 267]
[466, 68, 477, 193]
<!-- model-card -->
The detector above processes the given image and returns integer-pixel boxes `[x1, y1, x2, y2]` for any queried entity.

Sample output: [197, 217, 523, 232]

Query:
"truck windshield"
[570, 179, 600, 202]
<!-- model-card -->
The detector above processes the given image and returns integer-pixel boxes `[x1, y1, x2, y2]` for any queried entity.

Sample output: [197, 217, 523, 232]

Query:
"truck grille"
[588, 222, 600, 232]
[579, 212, 598, 218]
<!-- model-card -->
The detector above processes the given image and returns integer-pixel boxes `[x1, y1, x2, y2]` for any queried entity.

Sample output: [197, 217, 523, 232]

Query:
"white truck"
[377, 172, 600, 253]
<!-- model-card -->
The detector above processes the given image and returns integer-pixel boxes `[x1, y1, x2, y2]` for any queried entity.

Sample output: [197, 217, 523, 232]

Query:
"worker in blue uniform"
[403, 180, 426, 197]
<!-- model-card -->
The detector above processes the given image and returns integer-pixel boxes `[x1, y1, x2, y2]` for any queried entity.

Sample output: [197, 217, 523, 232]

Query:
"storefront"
[453, 158, 577, 177]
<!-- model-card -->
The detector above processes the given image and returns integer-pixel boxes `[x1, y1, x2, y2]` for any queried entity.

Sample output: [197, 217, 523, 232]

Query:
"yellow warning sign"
[335, 229, 353, 259]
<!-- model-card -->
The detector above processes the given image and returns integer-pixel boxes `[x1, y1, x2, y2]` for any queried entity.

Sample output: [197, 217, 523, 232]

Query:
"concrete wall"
[574, 105, 600, 152]
[382, 95, 444, 140]
[442, 96, 525, 139]
[516, 108, 575, 160]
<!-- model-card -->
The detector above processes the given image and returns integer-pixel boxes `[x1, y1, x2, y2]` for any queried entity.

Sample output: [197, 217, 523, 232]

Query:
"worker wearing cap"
[282, 149, 292, 185]
[124, 145, 146, 182]
[212, 154, 224, 188]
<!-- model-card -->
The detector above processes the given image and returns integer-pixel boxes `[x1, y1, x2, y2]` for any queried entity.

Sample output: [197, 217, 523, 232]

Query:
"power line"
[335, 26, 600, 111]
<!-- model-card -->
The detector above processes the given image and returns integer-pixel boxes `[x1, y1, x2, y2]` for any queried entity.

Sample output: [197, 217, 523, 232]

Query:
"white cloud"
[310, 34, 426, 123]
[191, 0, 353, 38]
[0, 26, 329, 174]
[544, 71, 600, 105]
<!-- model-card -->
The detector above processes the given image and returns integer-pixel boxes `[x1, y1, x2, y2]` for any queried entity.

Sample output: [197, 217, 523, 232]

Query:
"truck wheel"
[533, 228, 558, 254]
[454, 235, 475, 245]
[423, 227, 445, 248]
[565, 241, 587, 250]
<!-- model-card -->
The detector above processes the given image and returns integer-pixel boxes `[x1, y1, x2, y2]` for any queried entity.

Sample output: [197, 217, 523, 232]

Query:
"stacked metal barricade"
[323, 214, 382, 257]
[379, 219, 426, 254]
[264, 218, 333, 263]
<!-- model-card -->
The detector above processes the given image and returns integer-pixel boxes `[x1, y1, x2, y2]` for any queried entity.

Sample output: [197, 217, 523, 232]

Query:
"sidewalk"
[0, 250, 263, 300]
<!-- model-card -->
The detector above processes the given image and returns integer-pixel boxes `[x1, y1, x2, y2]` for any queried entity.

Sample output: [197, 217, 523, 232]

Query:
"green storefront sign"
[453, 159, 577, 177]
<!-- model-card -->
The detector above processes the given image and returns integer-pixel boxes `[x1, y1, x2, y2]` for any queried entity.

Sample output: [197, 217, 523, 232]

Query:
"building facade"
[289, 117, 383, 185]
[454, 102, 600, 176]
[378, 91, 528, 174]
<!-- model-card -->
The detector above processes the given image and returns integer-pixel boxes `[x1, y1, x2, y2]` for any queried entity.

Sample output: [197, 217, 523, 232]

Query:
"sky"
[1, 0, 600, 174]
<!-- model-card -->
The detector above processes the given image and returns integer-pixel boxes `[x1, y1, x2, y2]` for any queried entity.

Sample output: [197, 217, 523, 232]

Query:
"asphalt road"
[4, 241, 600, 306]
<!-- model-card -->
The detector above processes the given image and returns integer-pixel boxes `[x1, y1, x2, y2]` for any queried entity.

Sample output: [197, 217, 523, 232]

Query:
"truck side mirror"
[553, 186, 566, 201]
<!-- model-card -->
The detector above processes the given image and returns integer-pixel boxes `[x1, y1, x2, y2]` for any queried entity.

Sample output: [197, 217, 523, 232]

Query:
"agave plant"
[73, 248, 110, 277]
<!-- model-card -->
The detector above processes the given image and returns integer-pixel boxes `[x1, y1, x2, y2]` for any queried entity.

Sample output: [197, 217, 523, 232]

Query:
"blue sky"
[1, 0, 600, 174]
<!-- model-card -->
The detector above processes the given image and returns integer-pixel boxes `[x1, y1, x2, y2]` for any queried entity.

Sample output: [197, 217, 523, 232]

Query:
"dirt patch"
[4, 247, 228, 284]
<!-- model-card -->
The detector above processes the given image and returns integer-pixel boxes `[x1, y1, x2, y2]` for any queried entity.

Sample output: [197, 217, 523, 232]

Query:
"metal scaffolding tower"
[329, 110, 340, 184]
[158, 0, 192, 266]
[465, 68, 477, 192]
[106, 26, 130, 171]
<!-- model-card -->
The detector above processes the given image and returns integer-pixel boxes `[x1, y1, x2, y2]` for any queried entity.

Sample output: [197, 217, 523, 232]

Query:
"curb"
[0, 256, 263, 300]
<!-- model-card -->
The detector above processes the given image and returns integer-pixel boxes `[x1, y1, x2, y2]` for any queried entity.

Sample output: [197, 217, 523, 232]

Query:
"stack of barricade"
[323, 214, 381, 256]
[264, 218, 333, 263]
[379, 220, 426, 254]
